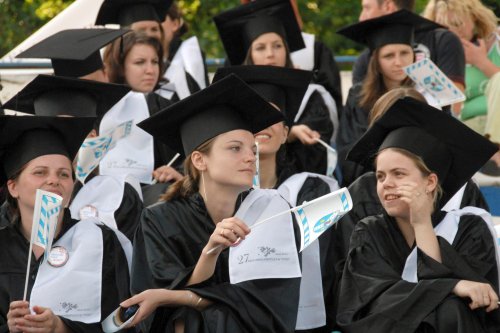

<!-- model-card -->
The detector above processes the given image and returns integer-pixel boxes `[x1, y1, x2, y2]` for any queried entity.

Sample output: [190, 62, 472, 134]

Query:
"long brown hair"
[104, 31, 165, 87]
[242, 34, 294, 68]
[160, 138, 215, 202]
[359, 48, 414, 111]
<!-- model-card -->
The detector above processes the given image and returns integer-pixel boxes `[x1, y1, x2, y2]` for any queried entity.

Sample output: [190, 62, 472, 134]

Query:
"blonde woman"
[423, 0, 500, 140]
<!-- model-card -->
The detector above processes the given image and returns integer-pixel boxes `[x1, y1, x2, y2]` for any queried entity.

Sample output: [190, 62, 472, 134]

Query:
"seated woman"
[336, 10, 442, 186]
[123, 74, 301, 332]
[337, 96, 500, 332]
[336, 87, 491, 268]
[0, 116, 131, 332]
[214, 0, 337, 177]
[214, 65, 342, 332]
[104, 31, 183, 194]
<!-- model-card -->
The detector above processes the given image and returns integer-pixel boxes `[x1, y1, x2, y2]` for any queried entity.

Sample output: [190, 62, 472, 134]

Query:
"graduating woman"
[214, 65, 343, 332]
[3, 74, 143, 242]
[124, 74, 301, 333]
[214, 0, 337, 177]
[0, 115, 131, 333]
[103, 31, 183, 191]
[337, 96, 500, 332]
[336, 10, 442, 187]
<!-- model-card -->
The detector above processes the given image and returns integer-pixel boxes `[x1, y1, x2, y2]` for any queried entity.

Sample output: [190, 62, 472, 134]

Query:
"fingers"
[212, 218, 251, 248]
[153, 166, 183, 183]
[486, 287, 499, 312]
[120, 293, 143, 308]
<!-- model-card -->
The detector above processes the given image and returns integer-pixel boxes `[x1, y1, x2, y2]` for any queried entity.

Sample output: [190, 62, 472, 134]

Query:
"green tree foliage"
[2, 0, 499, 58]
[0, 0, 73, 57]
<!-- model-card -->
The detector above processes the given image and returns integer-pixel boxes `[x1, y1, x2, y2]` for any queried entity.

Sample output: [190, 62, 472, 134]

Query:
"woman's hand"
[461, 37, 488, 67]
[453, 280, 499, 312]
[395, 182, 434, 226]
[14, 305, 68, 333]
[153, 165, 183, 183]
[288, 125, 320, 145]
[205, 217, 251, 256]
[7, 301, 30, 333]
[121, 289, 171, 328]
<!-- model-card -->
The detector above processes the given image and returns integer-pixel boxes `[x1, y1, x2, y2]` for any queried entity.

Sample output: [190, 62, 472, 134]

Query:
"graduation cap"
[95, 0, 173, 26]
[0, 115, 95, 184]
[337, 10, 443, 51]
[213, 65, 311, 126]
[3, 74, 130, 117]
[213, 0, 305, 65]
[16, 29, 129, 78]
[347, 97, 498, 207]
[137, 73, 284, 155]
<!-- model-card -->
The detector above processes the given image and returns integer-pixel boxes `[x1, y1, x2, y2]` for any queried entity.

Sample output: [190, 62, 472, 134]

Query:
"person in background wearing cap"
[103, 31, 184, 193]
[354, 0, 465, 115]
[95, 0, 172, 42]
[336, 97, 500, 332]
[214, 65, 344, 333]
[336, 10, 442, 187]
[0, 116, 132, 333]
[16, 28, 129, 83]
[122, 75, 301, 332]
[157, 2, 209, 102]
[239, 0, 343, 115]
[423, 0, 500, 174]
[336, 87, 491, 276]
[2, 74, 143, 243]
[214, 0, 337, 178]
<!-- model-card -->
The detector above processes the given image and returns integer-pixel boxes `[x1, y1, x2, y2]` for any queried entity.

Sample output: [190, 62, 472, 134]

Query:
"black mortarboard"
[213, 65, 311, 126]
[137, 74, 284, 155]
[337, 10, 443, 51]
[214, 0, 305, 65]
[3, 75, 130, 117]
[347, 97, 498, 207]
[0, 116, 95, 184]
[16, 29, 129, 78]
[95, 0, 172, 26]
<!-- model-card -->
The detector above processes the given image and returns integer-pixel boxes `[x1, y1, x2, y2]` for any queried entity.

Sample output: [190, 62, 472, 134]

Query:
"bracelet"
[187, 291, 203, 308]
[195, 296, 203, 307]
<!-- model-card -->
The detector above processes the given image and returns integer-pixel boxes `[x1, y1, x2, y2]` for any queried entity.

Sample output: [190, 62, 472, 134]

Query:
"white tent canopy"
[2, 0, 105, 61]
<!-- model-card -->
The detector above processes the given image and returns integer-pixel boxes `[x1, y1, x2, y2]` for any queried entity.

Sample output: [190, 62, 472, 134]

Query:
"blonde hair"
[369, 87, 426, 125]
[423, 0, 499, 39]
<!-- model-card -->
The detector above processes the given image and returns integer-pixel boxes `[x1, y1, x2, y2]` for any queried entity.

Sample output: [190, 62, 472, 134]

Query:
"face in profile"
[124, 43, 160, 93]
[7, 154, 75, 213]
[199, 129, 257, 190]
[250, 32, 288, 67]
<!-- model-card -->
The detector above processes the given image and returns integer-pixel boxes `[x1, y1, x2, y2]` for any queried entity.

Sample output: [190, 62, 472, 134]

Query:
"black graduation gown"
[0, 210, 131, 333]
[72, 177, 144, 242]
[131, 192, 301, 333]
[337, 211, 500, 333]
[289, 91, 334, 176]
[277, 176, 342, 333]
[310, 41, 343, 116]
[335, 173, 491, 274]
[336, 84, 370, 187]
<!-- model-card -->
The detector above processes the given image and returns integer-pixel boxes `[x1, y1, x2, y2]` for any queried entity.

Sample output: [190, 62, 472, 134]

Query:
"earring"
[425, 189, 430, 194]
[201, 171, 208, 203]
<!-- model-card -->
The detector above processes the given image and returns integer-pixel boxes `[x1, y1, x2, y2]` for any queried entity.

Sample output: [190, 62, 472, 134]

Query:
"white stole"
[30, 220, 104, 323]
[99, 92, 154, 184]
[229, 189, 301, 284]
[291, 32, 315, 71]
[164, 36, 206, 100]
[402, 206, 500, 286]
[69, 175, 138, 269]
[278, 172, 339, 330]
[296, 83, 339, 145]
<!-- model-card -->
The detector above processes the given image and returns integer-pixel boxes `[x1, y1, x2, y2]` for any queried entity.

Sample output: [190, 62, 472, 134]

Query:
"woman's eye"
[230, 146, 241, 152]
